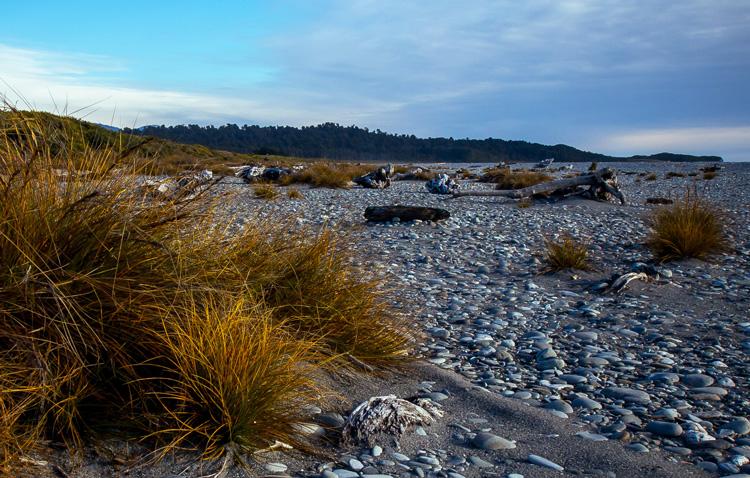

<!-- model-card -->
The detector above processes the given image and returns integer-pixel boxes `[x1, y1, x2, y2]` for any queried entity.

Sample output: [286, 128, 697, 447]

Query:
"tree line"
[125, 123, 722, 163]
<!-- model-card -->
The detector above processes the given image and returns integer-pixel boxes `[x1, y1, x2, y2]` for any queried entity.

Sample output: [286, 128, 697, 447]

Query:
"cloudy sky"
[2, 1, 749, 160]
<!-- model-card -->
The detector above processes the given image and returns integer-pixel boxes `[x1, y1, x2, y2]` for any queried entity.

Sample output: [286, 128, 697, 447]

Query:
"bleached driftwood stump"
[341, 395, 443, 446]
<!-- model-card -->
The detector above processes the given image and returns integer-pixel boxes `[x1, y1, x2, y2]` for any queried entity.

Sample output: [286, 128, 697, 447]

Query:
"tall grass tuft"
[0, 108, 412, 468]
[646, 190, 729, 262]
[254, 183, 280, 199]
[281, 162, 373, 188]
[543, 235, 590, 272]
[150, 295, 322, 461]
[480, 167, 552, 190]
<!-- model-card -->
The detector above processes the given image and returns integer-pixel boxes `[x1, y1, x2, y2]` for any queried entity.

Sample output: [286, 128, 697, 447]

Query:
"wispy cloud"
[0, 43, 383, 127]
[1, 0, 749, 160]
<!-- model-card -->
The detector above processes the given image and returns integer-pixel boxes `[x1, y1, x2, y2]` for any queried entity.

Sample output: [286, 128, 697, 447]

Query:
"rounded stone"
[647, 421, 684, 437]
[545, 400, 574, 414]
[682, 373, 715, 388]
[472, 432, 516, 450]
[572, 396, 602, 410]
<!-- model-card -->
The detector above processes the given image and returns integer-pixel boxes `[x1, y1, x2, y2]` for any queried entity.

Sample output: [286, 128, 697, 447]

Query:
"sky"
[2, 1, 749, 160]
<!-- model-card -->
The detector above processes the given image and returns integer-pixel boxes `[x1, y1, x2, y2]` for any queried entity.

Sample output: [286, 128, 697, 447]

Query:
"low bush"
[666, 171, 686, 179]
[703, 171, 717, 180]
[543, 235, 590, 272]
[646, 190, 729, 262]
[644, 173, 658, 181]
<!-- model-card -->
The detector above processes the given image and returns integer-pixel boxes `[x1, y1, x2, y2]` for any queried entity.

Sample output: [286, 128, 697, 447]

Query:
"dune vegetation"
[543, 234, 591, 272]
[480, 167, 553, 190]
[0, 108, 413, 472]
[646, 190, 729, 262]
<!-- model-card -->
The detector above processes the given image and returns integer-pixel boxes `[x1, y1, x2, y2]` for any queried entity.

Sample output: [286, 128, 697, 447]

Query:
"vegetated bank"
[125, 122, 723, 164]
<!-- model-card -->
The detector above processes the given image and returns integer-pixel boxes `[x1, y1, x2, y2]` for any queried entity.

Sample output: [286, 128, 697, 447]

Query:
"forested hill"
[125, 123, 722, 163]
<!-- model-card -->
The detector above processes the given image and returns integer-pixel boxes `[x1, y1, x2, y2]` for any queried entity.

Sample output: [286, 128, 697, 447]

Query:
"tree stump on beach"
[364, 206, 450, 222]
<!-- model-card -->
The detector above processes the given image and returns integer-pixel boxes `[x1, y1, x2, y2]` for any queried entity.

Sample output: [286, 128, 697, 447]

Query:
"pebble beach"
[217, 161, 750, 478]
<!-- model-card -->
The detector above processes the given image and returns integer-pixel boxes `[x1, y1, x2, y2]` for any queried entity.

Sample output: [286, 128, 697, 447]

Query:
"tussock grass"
[543, 235, 590, 272]
[588, 162, 598, 171]
[703, 171, 717, 180]
[644, 173, 658, 181]
[480, 167, 552, 190]
[666, 171, 686, 179]
[150, 295, 322, 461]
[287, 187, 303, 199]
[517, 197, 533, 208]
[646, 190, 729, 262]
[0, 107, 412, 468]
[254, 183, 280, 199]
[281, 162, 373, 188]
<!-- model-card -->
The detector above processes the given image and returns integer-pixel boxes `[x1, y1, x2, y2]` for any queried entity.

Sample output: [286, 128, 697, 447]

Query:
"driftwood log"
[364, 206, 450, 222]
[453, 168, 626, 204]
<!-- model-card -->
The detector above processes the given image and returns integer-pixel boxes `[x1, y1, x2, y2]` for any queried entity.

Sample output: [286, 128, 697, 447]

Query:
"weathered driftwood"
[606, 272, 648, 293]
[452, 168, 626, 204]
[341, 395, 443, 446]
[364, 206, 450, 222]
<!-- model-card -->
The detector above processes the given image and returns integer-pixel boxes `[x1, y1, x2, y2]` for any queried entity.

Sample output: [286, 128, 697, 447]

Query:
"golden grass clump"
[281, 162, 373, 188]
[254, 183, 280, 199]
[543, 235, 590, 272]
[666, 171, 686, 179]
[646, 191, 728, 262]
[151, 296, 321, 461]
[0, 108, 412, 467]
[480, 167, 552, 190]
[644, 173, 657, 181]
[517, 197, 533, 208]
[287, 187, 304, 199]
[703, 171, 717, 180]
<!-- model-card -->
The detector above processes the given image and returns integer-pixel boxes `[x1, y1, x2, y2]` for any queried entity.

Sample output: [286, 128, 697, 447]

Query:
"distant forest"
[126, 123, 722, 163]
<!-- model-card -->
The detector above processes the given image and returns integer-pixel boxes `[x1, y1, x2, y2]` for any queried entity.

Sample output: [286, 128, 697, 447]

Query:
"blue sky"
[2, 0, 749, 160]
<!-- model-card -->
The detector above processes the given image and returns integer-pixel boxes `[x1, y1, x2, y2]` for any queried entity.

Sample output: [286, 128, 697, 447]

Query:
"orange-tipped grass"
[174, 223, 415, 366]
[646, 191, 729, 262]
[148, 296, 324, 461]
[281, 163, 373, 189]
[543, 234, 590, 272]
[253, 183, 280, 200]
[480, 167, 552, 190]
[0, 107, 414, 467]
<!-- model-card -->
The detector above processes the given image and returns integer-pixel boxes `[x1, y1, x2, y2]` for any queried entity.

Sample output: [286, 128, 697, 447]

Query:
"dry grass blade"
[646, 190, 729, 262]
[543, 234, 590, 272]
